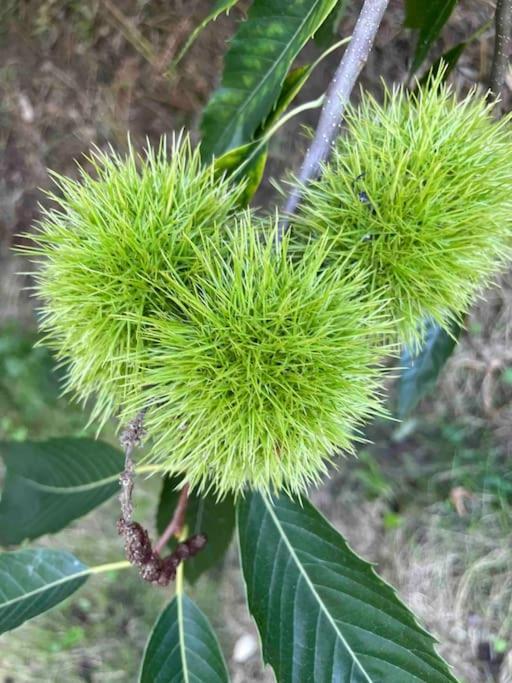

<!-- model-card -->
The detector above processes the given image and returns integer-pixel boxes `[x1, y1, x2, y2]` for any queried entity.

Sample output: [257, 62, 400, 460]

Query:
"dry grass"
[439, 271, 512, 443]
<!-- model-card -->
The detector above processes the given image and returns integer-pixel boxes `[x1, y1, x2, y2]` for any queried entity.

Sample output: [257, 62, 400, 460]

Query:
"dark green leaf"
[238, 492, 459, 682]
[0, 438, 124, 545]
[398, 320, 462, 418]
[314, 0, 349, 46]
[214, 141, 268, 206]
[212, 36, 347, 198]
[417, 42, 466, 88]
[200, 0, 338, 159]
[416, 17, 491, 88]
[139, 593, 230, 683]
[259, 64, 312, 134]
[0, 549, 87, 634]
[212, 66, 313, 201]
[157, 478, 236, 583]
[408, 0, 459, 74]
[213, 47, 341, 199]
[404, 0, 430, 29]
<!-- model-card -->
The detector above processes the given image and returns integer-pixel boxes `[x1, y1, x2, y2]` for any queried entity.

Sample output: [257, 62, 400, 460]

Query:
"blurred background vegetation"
[0, 1, 511, 681]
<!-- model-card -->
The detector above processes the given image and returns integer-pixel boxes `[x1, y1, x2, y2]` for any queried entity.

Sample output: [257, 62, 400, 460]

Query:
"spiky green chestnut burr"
[290, 78, 512, 344]
[122, 215, 392, 498]
[24, 134, 245, 424]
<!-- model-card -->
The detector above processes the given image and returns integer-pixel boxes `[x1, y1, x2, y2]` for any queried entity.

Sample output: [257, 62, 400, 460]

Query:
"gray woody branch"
[281, 0, 390, 233]
[490, 0, 512, 104]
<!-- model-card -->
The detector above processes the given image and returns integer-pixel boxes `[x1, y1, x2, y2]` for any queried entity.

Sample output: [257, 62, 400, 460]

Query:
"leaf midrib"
[261, 494, 373, 683]
[13, 473, 120, 494]
[177, 592, 190, 683]
[8, 463, 160, 494]
[0, 566, 89, 609]
[0, 558, 130, 610]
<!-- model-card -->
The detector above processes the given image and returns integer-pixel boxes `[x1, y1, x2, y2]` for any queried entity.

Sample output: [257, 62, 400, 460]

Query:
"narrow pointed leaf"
[407, 0, 459, 73]
[209, 33, 348, 199]
[398, 320, 462, 418]
[200, 0, 338, 159]
[314, 0, 350, 47]
[404, 0, 430, 28]
[238, 492, 459, 682]
[157, 477, 236, 583]
[168, 0, 240, 73]
[417, 43, 466, 88]
[416, 17, 490, 89]
[0, 438, 124, 545]
[0, 549, 88, 634]
[140, 593, 230, 683]
[214, 142, 268, 206]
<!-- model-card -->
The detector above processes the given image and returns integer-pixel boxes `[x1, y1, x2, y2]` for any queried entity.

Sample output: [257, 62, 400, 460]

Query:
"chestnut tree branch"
[489, 0, 512, 102]
[118, 409, 147, 524]
[281, 0, 390, 234]
[117, 413, 205, 585]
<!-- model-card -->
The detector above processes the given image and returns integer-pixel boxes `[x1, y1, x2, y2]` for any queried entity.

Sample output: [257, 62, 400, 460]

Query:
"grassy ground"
[1, 1, 511, 681]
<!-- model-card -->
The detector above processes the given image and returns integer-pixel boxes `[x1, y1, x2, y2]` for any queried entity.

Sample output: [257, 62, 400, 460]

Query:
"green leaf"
[139, 593, 230, 683]
[157, 478, 236, 583]
[407, 0, 459, 73]
[417, 42, 466, 88]
[212, 67, 312, 203]
[0, 549, 88, 634]
[259, 64, 312, 134]
[200, 0, 338, 159]
[214, 141, 268, 206]
[212, 36, 348, 200]
[404, 0, 430, 28]
[398, 320, 462, 418]
[238, 492, 459, 682]
[314, 0, 349, 47]
[416, 18, 491, 88]
[167, 0, 240, 74]
[0, 438, 124, 545]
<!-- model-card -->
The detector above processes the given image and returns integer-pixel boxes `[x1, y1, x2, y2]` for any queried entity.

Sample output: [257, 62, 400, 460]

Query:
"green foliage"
[314, 0, 349, 47]
[23, 134, 245, 426]
[0, 438, 124, 545]
[0, 549, 88, 634]
[415, 19, 492, 89]
[123, 216, 391, 497]
[398, 319, 462, 417]
[213, 141, 268, 207]
[200, 0, 338, 159]
[157, 477, 236, 583]
[140, 593, 230, 683]
[238, 492, 458, 682]
[405, 0, 459, 74]
[0, 324, 59, 438]
[417, 43, 466, 87]
[211, 36, 350, 203]
[290, 77, 512, 345]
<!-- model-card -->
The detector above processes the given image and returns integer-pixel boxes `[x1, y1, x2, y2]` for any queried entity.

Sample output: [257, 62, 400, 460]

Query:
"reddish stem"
[154, 484, 190, 555]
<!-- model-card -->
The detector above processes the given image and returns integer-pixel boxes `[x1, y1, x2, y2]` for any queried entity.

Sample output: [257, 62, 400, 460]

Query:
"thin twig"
[154, 484, 190, 555]
[280, 0, 390, 235]
[489, 0, 512, 103]
[117, 412, 205, 585]
[101, 0, 158, 67]
[118, 409, 147, 524]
